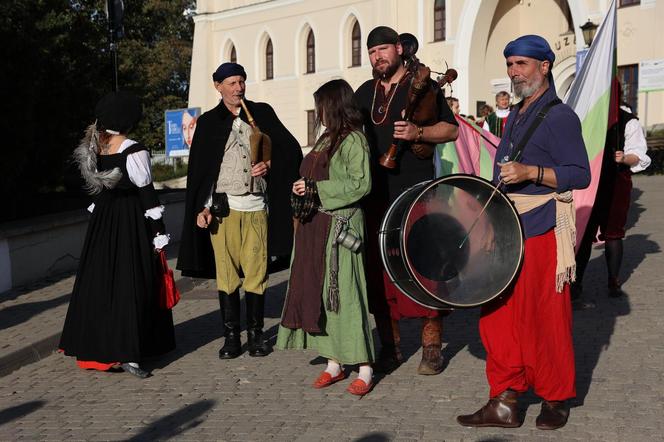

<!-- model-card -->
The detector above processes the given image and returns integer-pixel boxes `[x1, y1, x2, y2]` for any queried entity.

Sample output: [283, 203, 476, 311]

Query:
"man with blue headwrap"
[457, 35, 590, 430]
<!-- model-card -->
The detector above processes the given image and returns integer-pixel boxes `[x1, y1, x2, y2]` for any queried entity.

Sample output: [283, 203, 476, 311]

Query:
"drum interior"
[403, 176, 523, 307]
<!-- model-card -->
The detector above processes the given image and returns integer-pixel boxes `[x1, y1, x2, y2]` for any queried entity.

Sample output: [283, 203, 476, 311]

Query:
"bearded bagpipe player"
[353, 26, 460, 375]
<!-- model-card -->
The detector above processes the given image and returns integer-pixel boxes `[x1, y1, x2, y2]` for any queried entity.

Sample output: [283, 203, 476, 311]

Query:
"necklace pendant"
[378, 105, 385, 114]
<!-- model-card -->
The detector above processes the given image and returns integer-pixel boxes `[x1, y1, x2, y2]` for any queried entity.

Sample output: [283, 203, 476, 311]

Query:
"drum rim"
[378, 182, 451, 310]
[402, 173, 525, 308]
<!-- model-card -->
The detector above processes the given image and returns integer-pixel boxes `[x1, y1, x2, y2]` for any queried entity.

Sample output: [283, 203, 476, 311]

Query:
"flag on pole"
[434, 115, 499, 180]
[564, 0, 617, 249]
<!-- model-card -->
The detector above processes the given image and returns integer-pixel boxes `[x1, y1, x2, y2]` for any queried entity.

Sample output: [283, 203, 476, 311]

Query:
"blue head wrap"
[503, 35, 555, 64]
[504, 35, 555, 88]
[212, 62, 247, 83]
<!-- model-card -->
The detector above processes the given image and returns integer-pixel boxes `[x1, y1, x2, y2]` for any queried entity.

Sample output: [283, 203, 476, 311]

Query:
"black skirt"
[59, 148, 175, 363]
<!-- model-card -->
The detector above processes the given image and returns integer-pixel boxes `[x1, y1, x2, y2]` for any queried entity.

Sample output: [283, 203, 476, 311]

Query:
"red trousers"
[479, 230, 576, 401]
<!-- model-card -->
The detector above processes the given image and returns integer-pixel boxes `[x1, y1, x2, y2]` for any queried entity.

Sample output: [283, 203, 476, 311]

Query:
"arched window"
[230, 45, 237, 63]
[351, 21, 361, 67]
[265, 38, 273, 80]
[434, 0, 446, 42]
[306, 29, 315, 74]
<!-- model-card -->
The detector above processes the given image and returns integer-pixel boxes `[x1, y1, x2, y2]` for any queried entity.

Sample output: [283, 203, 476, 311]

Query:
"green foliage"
[0, 0, 194, 221]
[152, 161, 189, 182]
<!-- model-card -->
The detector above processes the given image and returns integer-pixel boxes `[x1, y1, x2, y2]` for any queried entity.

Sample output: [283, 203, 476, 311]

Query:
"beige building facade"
[190, 0, 664, 146]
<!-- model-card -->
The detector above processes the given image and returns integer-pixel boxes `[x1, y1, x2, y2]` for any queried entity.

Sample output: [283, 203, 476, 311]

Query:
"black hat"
[367, 26, 399, 49]
[94, 91, 142, 134]
[212, 62, 247, 83]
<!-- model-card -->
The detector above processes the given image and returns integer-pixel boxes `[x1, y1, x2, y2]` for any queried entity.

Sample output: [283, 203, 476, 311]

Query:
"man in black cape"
[177, 62, 302, 359]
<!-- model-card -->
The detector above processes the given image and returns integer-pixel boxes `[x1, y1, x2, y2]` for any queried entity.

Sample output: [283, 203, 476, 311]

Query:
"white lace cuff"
[144, 205, 165, 220]
[153, 233, 170, 250]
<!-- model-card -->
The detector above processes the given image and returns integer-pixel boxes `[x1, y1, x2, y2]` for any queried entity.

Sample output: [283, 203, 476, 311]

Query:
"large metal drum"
[378, 174, 524, 309]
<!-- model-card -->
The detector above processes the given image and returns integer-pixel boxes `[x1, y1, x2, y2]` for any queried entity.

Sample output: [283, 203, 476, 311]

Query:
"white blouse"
[621, 108, 651, 173]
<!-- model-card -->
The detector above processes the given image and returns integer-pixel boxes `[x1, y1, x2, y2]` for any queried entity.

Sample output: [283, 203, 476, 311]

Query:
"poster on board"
[639, 59, 664, 93]
[164, 107, 201, 157]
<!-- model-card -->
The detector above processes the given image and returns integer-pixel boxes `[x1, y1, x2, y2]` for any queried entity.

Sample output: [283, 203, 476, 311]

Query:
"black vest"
[605, 108, 638, 173]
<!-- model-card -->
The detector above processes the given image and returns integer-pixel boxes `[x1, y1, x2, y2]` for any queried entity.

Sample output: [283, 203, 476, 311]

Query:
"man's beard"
[512, 75, 543, 100]
[372, 58, 401, 80]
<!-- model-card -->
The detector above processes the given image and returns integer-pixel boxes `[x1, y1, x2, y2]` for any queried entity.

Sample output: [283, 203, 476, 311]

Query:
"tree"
[0, 0, 194, 222]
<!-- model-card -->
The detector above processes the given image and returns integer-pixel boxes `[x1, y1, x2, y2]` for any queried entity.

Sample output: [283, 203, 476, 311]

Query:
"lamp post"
[106, 0, 125, 92]
[580, 20, 598, 47]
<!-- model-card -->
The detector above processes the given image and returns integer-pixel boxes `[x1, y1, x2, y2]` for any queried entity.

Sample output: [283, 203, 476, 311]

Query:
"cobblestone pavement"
[1, 175, 663, 441]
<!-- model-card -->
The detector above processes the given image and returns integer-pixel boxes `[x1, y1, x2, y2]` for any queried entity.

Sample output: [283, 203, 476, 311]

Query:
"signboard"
[164, 107, 201, 157]
[639, 59, 664, 92]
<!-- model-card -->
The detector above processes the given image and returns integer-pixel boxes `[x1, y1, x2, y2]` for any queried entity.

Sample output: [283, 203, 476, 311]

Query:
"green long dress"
[276, 131, 375, 365]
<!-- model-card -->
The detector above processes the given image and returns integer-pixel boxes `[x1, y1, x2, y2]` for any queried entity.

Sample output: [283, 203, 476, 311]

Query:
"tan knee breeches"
[209, 209, 268, 295]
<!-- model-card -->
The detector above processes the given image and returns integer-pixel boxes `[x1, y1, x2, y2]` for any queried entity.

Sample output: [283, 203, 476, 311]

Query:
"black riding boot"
[245, 292, 269, 357]
[218, 290, 242, 359]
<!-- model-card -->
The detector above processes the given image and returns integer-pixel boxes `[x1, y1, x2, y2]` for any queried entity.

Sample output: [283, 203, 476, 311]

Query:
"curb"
[0, 332, 61, 378]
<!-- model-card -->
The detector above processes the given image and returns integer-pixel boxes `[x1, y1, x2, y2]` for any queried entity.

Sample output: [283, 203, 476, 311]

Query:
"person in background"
[477, 103, 493, 126]
[483, 91, 511, 137]
[446, 96, 460, 116]
[60, 91, 175, 379]
[277, 79, 375, 396]
[572, 91, 651, 308]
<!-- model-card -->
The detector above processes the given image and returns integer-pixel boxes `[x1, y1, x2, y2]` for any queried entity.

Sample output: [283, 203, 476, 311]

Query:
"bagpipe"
[240, 99, 272, 192]
[378, 33, 458, 169]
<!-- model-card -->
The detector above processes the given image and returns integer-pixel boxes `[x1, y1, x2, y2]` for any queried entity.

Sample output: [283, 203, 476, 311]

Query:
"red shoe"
[346, 378, 373, 396]
[312, 370, 345, 389]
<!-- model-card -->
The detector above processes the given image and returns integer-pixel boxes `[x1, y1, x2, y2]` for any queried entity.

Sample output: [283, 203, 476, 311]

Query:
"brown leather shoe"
[536, 400, 569, 430]
[417, 318, 443, 375]
[456, 390, 522, 428]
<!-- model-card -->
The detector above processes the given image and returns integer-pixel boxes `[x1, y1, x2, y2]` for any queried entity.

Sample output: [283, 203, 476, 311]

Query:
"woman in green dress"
[276, 79, 375, 396]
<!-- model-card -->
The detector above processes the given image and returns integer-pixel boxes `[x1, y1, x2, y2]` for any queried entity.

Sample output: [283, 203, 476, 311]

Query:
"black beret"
[94, 91, 142, 134]
[212, 62, 247, 83]
[367, 26, 399, 49]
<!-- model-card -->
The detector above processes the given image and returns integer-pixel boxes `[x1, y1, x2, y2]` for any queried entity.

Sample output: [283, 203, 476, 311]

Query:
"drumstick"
[457, 151, 522, 249]
[457, 179, 504, 249]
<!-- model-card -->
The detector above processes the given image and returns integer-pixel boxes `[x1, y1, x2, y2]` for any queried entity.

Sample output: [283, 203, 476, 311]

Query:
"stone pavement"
[1, 175, 663, 441]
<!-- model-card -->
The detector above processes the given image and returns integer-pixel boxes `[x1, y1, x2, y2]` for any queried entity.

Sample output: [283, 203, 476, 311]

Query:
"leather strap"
[509, 98, 561, 162]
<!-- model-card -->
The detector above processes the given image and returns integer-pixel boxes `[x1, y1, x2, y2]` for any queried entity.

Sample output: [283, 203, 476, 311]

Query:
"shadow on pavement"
[145, 309, 223, 370]
[571, 286, 632, 408]
[0, 400, 45, 426]
[569, 231, 659, 407]
[355, 432, 392, 441]
[126, 399, 216, 441]
[146, 280, 287, 370]
[620, 233, 660, 285]
[0, 293, 70, 331]
[446, 308, 485, 363]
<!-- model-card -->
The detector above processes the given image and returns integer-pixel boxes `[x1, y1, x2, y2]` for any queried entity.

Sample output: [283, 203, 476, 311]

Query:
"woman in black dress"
[59, 91, 175, 378]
